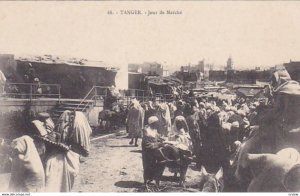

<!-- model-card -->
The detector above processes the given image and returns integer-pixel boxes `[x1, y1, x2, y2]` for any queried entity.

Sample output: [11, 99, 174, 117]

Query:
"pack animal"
[198, 166, 224, 192]
[183, 166, 224, 192]
[245, 148, 300, 192]
[98, 104, 127, 131]
[153, 144, 191, 188]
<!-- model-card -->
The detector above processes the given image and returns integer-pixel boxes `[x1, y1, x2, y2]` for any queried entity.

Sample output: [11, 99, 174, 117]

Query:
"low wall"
[87, 100, 104, 127]
[0, 98, 106, 138]
[0, 98, 58, 139]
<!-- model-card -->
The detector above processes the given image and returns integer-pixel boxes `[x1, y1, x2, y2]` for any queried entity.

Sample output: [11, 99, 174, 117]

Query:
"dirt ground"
[72, 132, 204, 192]
[0, 130, 239, 192]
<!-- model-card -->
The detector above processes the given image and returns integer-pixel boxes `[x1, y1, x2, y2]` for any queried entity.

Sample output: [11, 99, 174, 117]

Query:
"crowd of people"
[125, 90, 264, 189]
[123, 68, 300, 192]
[1, 67, 299, 192]
[0, 110, 92, 192]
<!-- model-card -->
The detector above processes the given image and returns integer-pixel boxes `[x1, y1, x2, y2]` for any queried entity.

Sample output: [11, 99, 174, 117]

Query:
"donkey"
[152, 144, 192, 188]
[198, 166, 224, 192]
[182, 166, 224, 192]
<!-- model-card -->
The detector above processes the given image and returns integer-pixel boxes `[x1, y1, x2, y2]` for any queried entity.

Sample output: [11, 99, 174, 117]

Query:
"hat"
[253, 102, 260, 107]
[249, 105, 256, 110]
[177, 100, 184, 106]
[131, 98, 140, 106]
[213, 106, 220, 113]
[148, 116, 159, 125]
[35, 134, 69, 151]
[32, 120, 48, 136]
[206, 103, 212, 108]
[34, 128, 69, 151]
[230, 106, 238, 113]
[175, 115, 185, 122]
[237, 110, 246, 117]
[37, 112, 50, 119]
[231, 121, 240, 128]
[228, 111, 235, 116]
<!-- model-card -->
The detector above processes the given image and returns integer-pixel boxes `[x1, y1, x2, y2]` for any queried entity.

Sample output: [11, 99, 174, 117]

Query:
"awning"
[236, 88, 264, 98]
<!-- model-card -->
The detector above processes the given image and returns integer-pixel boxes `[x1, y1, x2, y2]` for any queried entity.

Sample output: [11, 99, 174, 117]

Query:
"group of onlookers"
[0, 111, 92, 192]
[125, 91, 266, 189]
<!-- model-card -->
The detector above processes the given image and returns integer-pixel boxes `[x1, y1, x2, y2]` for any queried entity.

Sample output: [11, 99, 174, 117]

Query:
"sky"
[0, 1, 300, 73]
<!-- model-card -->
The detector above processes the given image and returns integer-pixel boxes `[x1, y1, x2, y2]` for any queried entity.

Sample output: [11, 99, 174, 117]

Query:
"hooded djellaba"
[184, 103, 203, 168]
[141, 116, 166, 186]
[36, 110, 92, 192]
[127, 99, 145, 146]
[156, 102, 172, 137]
[8, 135, 45, 192]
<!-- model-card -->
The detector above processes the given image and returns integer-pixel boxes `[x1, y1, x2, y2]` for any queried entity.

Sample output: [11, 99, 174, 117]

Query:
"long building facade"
[1, 55, 118, 99]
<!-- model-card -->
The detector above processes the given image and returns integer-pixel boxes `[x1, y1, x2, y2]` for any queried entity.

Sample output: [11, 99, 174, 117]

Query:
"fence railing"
[120, 90, 175, 105]
[121, 89, 151, 105]
[1, 82, 61, 102]
[75, 86, 110, 112]
[77, 87, 177, 113]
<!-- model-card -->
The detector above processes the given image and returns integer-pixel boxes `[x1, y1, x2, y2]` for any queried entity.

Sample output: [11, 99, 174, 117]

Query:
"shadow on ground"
[130, 150, 142, 153]
[109, 145, 136, 148]
[114, 181, 143, 189]
[160, 175, 180, 182]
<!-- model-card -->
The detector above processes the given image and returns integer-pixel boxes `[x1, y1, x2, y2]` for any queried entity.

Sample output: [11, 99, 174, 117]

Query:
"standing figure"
[141, 116, 165, 187]
[203, 112, 230, 182]
[185, 104, 202, 168]
[33, 78, 42, 97]
[0, 69, 6, 95]
[9, 135, 45, 192]
[168, 116, 193, 154]
[156, 103, 172, 137]
[142, 116, 193, 188]
[127, 99, 144, 146]
[174, 100, 184, 118]
[43, 111, 91, 192]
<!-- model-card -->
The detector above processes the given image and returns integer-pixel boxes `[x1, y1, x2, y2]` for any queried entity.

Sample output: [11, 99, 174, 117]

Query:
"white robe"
[45, 150, 80, 192]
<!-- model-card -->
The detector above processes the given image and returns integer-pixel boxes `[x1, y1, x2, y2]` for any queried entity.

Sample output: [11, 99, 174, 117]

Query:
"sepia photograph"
[0, 1, 300, 193]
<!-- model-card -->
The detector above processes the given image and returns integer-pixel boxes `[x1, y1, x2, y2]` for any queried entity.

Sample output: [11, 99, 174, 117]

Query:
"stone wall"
[0, 99, 57, 139]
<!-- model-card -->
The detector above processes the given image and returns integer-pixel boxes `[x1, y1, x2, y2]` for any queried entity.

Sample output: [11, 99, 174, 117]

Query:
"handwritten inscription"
[107, 10, 182, 16]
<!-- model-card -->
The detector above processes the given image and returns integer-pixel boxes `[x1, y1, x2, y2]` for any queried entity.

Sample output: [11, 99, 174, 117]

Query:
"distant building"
[181, 63, 196, 72]
[198, 60, 210, 80]
[256, 70, 272, 82]
[227, 70, 257, 84]
[128, 62, 164, 76]
[179, 59, 211, 80]
[163, 68, 169, 77]
[15, 55, 118, 98]
[0, 54, 17, 78]
[226, 56, 234, 71]
[128, 64, 142, 73]
[198, 60, 205, 72]
[283, 60, 300, 82]
[180, 66, 189, 73]
[128, 72, 146, 90]
[209, 70, 226, 81]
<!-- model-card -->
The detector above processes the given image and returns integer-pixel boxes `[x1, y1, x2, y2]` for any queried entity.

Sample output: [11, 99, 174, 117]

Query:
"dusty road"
[72, 132, 203, 192]
[0, 131, 239, 192]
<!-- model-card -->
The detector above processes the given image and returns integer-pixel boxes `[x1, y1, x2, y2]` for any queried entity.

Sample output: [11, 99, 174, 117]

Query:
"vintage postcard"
[0, 1, 300, 194]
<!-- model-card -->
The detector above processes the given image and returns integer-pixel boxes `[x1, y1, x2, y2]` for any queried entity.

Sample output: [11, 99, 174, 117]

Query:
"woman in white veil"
[168, 116, 192, 152]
